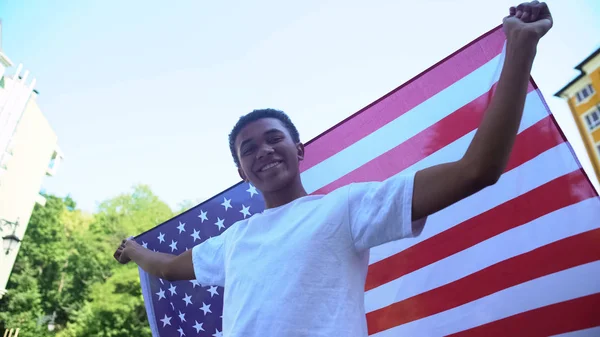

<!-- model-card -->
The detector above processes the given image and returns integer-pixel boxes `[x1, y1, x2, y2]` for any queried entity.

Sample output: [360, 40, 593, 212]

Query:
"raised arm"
[411, 2, 553, 227]
[114, 239, 195, 281]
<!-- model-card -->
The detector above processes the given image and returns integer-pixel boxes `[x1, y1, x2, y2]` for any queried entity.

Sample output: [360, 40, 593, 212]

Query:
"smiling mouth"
[259, 161, 282, 172]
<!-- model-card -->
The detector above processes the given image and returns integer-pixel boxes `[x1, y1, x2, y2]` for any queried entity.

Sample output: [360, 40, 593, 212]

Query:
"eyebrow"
[239, 129, 283, 149]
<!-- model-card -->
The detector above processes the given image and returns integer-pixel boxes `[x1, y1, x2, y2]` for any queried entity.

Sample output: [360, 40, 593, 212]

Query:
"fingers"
[114, 247, 130, 264]
[115, 237, 136, 264]
[515, 3, 524, 19]
[530, 3, 541, 21]
[513, 1, 547, 22]
[519, 2, 530, 22]
[114, 248, 123, 261]
[119, 236, 134, 248]
[538, 2, 552, 20]
[115, 237, 133, 263]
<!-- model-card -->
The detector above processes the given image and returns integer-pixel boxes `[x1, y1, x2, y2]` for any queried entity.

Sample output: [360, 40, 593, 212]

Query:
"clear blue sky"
[1, 0, 599, 213]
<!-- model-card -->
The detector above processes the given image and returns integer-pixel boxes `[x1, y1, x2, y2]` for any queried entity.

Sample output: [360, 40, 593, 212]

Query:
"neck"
[262, 177, 308, 209]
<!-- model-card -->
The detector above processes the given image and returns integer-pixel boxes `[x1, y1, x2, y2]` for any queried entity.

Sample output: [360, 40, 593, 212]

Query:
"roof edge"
[554, 46, 600, 98]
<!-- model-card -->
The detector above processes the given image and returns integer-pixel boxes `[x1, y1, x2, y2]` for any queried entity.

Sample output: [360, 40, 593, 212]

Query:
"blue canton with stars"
[135, 182, 264, 337]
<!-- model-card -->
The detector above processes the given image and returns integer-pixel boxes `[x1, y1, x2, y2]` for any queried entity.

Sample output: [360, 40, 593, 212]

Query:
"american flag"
[135, 26, 600, 337]
[136, 181, 265, 337]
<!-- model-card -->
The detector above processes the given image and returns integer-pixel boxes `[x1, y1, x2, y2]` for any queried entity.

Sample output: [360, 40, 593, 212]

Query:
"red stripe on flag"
[365, 169, 595, 292]
[366, 227, 600, 335]
[299, 28, 506, 173]
[311, 83, 537, 195]
[503, 114, 563, 172]
[447, 293, 600, 337]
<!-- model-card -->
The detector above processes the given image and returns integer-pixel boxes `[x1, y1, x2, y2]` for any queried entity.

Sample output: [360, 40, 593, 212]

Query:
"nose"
[256, 143, 275, 160]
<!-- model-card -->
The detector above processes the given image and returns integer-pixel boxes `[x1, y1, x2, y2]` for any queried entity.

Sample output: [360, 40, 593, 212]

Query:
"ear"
[296, 142, 305, 161]
[238, 167, 249, 182]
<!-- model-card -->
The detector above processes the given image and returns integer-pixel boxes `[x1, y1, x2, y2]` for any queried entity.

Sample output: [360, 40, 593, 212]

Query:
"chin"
[254, 174, 294, 193]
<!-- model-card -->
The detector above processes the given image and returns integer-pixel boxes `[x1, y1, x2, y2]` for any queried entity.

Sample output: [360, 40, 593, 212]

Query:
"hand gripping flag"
[134, 26, 600, 337]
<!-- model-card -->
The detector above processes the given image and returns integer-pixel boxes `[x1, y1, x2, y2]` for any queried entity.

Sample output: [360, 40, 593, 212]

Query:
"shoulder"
[220, 217, 250, 240]
[304, 185, 353, 215]
[195, 217, 249, 248]
[343, 172, 418, 214]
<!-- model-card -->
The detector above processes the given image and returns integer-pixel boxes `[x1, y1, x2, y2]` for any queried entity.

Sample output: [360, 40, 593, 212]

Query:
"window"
[576, 84, 595, 103]
[48, 151, 58, 170]
[584, 106, 600, 131]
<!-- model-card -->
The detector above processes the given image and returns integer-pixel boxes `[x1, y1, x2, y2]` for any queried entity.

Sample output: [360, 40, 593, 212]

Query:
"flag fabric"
[135, 26, 600, 337]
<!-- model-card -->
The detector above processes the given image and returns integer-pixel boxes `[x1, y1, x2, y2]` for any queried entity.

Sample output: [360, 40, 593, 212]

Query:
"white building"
[0, 23, 63, 298]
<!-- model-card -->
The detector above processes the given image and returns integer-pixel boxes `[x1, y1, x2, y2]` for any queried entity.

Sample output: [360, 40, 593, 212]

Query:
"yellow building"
[555, 48, 600, 183]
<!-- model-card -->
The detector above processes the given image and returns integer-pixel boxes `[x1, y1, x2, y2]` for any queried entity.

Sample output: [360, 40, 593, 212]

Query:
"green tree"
[0, 184, 175, 336]
[0, 195, 73, 336]
[57, 267, 151, 337]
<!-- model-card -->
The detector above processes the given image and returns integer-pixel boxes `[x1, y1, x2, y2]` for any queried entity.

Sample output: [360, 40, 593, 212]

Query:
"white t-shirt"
[192, 171, 425, 337]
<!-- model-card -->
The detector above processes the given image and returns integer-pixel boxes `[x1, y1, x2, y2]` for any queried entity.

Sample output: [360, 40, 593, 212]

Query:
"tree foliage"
[0, 184, 174, 336]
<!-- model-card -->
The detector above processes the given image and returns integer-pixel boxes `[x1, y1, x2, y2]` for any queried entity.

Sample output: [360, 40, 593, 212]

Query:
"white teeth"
[260, 162, 280, 172]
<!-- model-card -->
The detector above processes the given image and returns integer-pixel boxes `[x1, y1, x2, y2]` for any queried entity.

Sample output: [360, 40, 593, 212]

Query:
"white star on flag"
[198, 209, 208, 222]
[200, 302, 212, 315]
[156, 288, 166, 300]
[169, 240, 178, 252]
[160, 314, 171, 327]
[178, 311, 186, 323]
[142, 241, 148, 248]
[240, 204, 251, 218]
[207, 286, 219, 298]
[221, 197, 232, 211]
[182, 293, 193, 307]
[214, 217, 225, 231]
[213, 328, 223, 337]
[157, 232, 165, 243]
[190, 228, 201, 242]
[177, 221, 186, 233]
[189, 280, 200, 288]
[168, 284, 177, 296]
[177, 326, 186, 337]
[193, 321, 205, 333]
[246, 184, 258, 197]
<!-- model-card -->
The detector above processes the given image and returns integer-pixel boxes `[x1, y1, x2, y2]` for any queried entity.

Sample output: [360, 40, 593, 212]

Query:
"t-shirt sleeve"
[191, 233, 227, 287]
[347, 171, 427, 252]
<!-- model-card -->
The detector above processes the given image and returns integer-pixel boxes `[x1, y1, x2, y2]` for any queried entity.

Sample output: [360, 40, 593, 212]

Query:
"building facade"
[0, 33, 63, 298]
[555, 48, 600, 184]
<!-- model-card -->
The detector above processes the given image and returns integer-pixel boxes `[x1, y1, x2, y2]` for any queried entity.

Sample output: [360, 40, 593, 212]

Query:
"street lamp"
[0, 218, 20, 255]
[37, 311, 57, 332]
[47, 311, 56, 331]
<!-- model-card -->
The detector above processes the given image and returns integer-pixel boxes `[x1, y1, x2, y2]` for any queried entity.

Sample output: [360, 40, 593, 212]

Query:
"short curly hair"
[228, 108, 300, 167]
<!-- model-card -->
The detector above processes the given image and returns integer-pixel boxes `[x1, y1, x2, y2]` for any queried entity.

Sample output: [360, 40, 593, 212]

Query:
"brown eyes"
[241, 146, 255, 156]
[241, 136, 283, 156]
[269, 136, 283, 143]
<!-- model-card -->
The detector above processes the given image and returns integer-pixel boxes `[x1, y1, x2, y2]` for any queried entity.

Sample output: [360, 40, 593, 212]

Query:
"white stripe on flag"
[139, 268, 161, 337]
[371, 260, 600, 337]
[303, 84, 547, 198]
[551, 327, 600, 337]
[368, 141, 580, 265]
[380, 89, 549, 177]
[301, 53, 505, 193]
[365, 197, 600, 313]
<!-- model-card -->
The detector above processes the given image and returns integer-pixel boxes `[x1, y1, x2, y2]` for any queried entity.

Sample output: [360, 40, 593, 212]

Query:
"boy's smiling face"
[235, 117, 304, 194]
